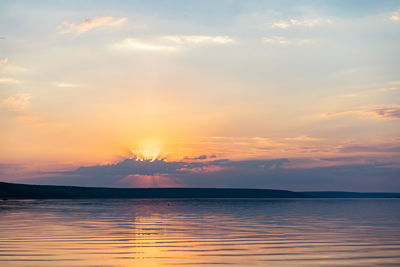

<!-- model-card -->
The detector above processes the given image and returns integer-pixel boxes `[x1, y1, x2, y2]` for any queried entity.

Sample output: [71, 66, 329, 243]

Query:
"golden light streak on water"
[0, 199, 400, 266]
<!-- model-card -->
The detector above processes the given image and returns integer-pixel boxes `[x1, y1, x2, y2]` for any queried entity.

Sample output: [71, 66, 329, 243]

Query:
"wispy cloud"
[200, 136, 282, 147]
[322, 105, 400, 120]
[262, 36, 315, 45]
[0, 59, 20, 83]
[332, 139, 400, 165]
[162, 35, 235, 45]
[0, 58, 8, 64]
[379, 87, 398, 92]
[1, 93, 31, 112]
[271, 21, 291, 29]
[262, 36, 291, 45]
[339, 143, 400, 153]
[53, 82, 79, 88]
[285, 136, 320, 141]
[1, 93, 67, 129]
[114, 35, 235, 52]
[0, 77, 19, 83]
[57, 16, 126, 35]
[184, 154, 211, 160]
[0, 57, 27, 73]
[190, 136, 284, 159]
[269, 18, 333, 29]
[389, 9, 400, 22]
[370, 106, 400, 119]
[115, 38, 177, 52]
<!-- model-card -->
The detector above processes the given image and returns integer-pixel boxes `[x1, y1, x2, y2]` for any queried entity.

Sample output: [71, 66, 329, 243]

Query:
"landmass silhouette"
[1, 181, 399, 199]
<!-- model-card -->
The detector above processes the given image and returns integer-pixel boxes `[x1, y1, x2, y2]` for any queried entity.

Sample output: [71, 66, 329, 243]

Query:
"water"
[0, 198, 399, 266]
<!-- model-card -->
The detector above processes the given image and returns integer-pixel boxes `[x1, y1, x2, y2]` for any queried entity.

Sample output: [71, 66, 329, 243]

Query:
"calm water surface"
[0, 198, 399, 266]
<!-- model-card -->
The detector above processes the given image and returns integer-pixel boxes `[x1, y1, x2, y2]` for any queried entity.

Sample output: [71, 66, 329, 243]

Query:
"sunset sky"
[1, 0, 399, 191]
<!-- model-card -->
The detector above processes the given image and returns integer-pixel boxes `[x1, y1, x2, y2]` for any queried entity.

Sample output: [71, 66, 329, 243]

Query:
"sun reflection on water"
[0, 199, 400, 266]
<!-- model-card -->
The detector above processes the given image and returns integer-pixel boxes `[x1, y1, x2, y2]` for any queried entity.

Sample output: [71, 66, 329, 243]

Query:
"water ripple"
[0, 198, 399, 266]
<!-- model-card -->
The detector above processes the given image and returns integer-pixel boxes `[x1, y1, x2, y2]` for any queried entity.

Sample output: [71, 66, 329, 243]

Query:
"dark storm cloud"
[67, 158, 187, 176]
[184, 154, 208, 160]
[184, 154, 218, 160]
[23, 157, 400, 192]
[60, 158, 289, 177]
[31, 158, 288, 187]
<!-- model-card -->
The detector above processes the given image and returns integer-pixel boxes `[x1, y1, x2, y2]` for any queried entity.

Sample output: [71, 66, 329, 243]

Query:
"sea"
[0, 198, 399, 266]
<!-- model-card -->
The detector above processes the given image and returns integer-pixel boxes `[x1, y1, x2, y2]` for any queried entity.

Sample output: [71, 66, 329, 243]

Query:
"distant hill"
[0, 181, 305, 199]
[302, 191, 400, 198]
[0, 182, 399, 199]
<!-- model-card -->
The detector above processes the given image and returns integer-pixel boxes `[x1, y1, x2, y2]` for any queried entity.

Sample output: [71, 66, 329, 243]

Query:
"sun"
[131, 138, 163, 162]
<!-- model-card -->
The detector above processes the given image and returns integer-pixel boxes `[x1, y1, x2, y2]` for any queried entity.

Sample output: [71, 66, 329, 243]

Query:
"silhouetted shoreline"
[1, 181, 399, 199]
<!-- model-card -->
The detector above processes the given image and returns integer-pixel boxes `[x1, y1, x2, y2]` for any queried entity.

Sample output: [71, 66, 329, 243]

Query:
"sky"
[0, 0, 399, 191]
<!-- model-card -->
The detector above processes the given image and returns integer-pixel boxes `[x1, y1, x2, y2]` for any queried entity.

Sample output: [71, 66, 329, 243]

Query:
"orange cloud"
[2, 93, 31, 112]
[285, 135, 320, 141]
[322, 105, 400, 120]
[57, 16, 126, 35]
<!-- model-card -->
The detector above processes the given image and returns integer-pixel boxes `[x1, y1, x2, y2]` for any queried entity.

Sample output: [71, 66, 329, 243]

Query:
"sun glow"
[131, 139, 163, 162]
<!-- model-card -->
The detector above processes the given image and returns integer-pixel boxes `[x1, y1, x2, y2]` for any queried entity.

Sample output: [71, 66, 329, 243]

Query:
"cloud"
[285, 136, 320, 141]
[12, 113, 67, 129]
[0, 58, 27, 74]
[26, 157, 400, 191]
[183, 154, 217, 161]
[1, 93, 65, 128]
[379, 87, 398, 92]
[339, 144, 400, 153]
[184, 154, 208, 160]
[53, 82, 79, 88]
[263, 36, 291, 45]
[322, 105, 400, 120]
[320, 156, 364, 162]
[35, 158, 288, 187]
[114, 35, 235, 52]
[57, 16, 126, 35]
[0, 77, 19, 83]
[271, 21, 291, 29]
[115, 38, 177, 52]
[72, 158, 186, 176]
[194, 136, 283, 158]
[389, 9, 400, 22]
[162, 35, 235, 45]
[389, 81, 400, 85]
[369, 106, 400, 119]
[2, 93, 31, 112]
[270, 18, 333, 29]
[262, 36, 315, 46]
[62, 158, 289, 178]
